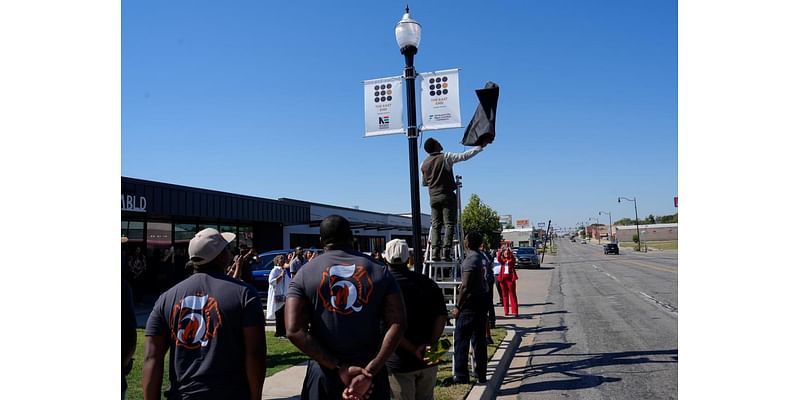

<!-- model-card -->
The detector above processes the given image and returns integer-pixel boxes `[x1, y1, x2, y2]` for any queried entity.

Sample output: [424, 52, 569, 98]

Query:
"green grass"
[125, 329, 307, 400]
[619, 240, 678, 251]
[432, 328, 507, 400]
[126, 327, 507, 400]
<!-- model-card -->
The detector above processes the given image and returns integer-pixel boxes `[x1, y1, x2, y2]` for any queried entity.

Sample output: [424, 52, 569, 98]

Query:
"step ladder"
[419, 175, 481, 376]
[421, 174, 466, 284]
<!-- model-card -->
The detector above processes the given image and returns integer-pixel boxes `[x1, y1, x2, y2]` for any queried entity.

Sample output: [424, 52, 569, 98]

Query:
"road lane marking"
[593, 265, 678, 314]
[593, 264, 619, 281]
[639, 291, 678, 313]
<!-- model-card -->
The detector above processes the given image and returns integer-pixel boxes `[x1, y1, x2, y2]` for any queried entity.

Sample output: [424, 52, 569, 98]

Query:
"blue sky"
[122, 0, 677, 230]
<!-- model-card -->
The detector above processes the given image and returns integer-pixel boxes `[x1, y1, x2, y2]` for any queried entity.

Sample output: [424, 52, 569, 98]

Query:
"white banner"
[364, 76, 404, 137]
[420, 69, 461, 131]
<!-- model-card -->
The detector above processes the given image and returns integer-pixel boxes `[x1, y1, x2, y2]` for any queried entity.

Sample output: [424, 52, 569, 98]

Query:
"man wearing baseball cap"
[142, 228, 266, 400]
[384, 239, 448, 400]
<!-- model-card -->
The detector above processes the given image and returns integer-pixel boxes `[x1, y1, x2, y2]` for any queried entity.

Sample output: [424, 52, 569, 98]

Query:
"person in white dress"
[266, 254, 291, 337]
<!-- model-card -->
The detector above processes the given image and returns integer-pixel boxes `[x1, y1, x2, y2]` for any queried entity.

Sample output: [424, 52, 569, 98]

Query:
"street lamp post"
[599, 211, 612, 242]
[395, 7, 424, 270]
[618, 196, 643, 252]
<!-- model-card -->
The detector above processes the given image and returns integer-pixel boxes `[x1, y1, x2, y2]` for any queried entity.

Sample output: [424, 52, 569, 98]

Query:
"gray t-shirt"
[287, 249, 401, 366]
[460, 250, 490, 311]
[289, 256, 305, 275]
[145, 272, 265, 399]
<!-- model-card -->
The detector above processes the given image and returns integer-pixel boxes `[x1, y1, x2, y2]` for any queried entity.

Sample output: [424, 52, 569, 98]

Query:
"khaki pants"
[388, 366, 438, 400]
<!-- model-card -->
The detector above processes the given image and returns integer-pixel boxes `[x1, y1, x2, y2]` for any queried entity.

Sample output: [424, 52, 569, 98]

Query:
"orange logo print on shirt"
[169, 292, 222, 349]
[317, 264, 374, 315]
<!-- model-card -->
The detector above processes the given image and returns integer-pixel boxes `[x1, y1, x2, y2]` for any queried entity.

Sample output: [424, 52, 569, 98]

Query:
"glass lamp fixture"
[395, 7, 422, 51]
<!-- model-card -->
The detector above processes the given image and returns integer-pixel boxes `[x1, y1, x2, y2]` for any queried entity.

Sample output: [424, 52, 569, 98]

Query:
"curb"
[465, 328, 521, 400]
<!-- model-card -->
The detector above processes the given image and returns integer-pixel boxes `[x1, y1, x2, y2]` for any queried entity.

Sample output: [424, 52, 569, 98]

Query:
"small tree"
[461, 194, 502, 249]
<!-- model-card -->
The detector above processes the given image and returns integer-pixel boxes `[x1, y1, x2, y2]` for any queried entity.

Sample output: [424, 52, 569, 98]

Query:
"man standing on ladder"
[421, 137, 491, 262]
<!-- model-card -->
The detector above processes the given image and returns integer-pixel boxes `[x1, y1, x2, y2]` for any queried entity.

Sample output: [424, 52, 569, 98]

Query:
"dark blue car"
[250, 249, 293, 296]
[250, 248, 324, 295]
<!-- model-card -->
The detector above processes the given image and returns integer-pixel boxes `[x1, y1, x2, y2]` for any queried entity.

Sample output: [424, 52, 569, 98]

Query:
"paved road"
[517, 239, 678, 399]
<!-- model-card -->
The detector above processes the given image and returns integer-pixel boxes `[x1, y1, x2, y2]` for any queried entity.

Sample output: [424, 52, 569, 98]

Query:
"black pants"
[301, 359, 390, 400]
[487, 287, 496, 328]
[274, 305, 286, 337]
[429, 192, 457, 259]
[453, 309, 488, 381]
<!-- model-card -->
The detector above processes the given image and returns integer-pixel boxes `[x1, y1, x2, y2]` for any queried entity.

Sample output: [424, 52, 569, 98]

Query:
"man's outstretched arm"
[444, 146, 484, 165]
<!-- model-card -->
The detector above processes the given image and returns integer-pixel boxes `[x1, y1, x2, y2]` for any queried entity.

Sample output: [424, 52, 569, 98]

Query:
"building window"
[354, 236, 386, 254]
[175, 223, 197, 244]
[199, 223, 219, 231]
[122, 220, 145, 242]
[147, 222, 172, 248]
[290, 234, 322, 250]
[238, 226, 254, 248]
[390, 234, 428, 246]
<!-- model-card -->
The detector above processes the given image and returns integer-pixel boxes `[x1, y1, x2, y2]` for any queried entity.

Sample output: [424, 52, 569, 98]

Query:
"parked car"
[515, 246, 540, 269]
[603, 243, 620, 255]
[250, 249, 294, 296]
[250, 248, 323, 296]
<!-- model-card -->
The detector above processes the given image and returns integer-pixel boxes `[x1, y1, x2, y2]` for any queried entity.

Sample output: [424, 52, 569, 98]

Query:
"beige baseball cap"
[188, 228, 236, 266]
[384, 239, 409, 264]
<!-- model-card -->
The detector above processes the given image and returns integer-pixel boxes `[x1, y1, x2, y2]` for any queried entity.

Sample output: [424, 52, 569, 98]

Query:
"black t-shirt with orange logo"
[287, 249, 401, 366]
[385, 266, 448, 373]
[145, 272, 264, 399]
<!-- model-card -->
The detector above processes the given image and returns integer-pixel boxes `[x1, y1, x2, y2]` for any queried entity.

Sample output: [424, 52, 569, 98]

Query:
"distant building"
[121, 176, 430, 299]
[501, 228, 534, 247]
[614, 223, 678, 242]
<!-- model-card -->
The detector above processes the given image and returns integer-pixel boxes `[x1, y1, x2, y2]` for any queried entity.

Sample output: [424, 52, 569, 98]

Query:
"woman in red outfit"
[496, 247, 519, 317]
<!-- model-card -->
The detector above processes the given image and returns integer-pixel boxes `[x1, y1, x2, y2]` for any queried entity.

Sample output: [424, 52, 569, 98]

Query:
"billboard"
[516, 219, 530, 228]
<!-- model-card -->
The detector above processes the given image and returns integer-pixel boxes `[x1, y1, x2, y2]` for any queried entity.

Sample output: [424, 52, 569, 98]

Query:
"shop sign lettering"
[122, 194, 147, 212]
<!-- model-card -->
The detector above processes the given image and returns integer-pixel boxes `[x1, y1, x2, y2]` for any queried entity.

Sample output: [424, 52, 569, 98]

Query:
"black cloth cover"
[461, 81, 499, 146]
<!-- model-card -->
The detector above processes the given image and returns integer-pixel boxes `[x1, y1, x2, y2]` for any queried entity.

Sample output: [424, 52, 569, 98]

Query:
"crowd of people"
[123, 214, 523, 400]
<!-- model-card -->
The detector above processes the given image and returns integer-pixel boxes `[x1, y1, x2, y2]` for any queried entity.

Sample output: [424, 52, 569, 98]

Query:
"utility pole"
[541, 220, 552, 264]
